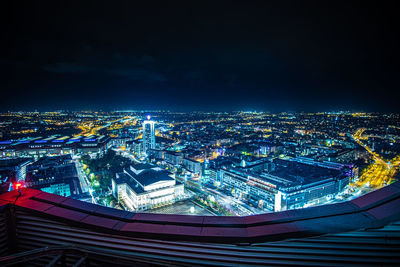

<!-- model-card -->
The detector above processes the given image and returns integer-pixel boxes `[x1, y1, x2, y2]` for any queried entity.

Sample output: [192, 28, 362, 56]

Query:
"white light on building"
[112, 164, 184, 212]
[142, 116, 155, 154]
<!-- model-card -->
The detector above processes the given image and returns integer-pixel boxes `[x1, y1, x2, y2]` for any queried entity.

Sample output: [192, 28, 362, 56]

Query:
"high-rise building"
[142, 115, 155, 154]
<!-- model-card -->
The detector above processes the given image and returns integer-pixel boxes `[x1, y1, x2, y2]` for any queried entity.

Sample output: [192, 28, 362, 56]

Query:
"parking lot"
[143, 199, 216, 216]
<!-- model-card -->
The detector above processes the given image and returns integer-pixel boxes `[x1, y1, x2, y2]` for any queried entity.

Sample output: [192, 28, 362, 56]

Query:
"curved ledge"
[1, 181, 400, 244]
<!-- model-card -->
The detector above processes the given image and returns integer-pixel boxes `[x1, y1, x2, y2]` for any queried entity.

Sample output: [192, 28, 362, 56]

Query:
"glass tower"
[142, 115, 155, 155]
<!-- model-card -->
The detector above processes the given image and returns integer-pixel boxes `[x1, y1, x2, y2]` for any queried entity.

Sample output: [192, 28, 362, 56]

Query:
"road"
[143, 199, 216, 216]
[352, 128, 400, 189]
[74, 160, 91, 193]
[74, 159, 97, 204]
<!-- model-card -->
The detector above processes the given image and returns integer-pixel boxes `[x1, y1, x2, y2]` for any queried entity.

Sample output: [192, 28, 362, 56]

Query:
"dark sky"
[1, 1, 399, 112]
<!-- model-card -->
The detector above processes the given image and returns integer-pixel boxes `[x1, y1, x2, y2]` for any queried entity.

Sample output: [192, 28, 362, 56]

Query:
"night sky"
[1, 1, 399, 112]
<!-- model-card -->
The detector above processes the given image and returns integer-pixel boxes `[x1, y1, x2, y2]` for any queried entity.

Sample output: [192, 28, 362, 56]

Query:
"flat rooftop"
[268, 158, 343, 185]
[0, 158, 32, 169]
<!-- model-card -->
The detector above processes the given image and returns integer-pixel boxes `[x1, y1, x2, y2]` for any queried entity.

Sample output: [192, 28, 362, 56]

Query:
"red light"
[14, 183, 23, 190]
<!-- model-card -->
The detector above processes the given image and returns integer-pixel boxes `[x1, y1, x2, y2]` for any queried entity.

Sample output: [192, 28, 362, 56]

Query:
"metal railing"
[0, 245, 168, 266]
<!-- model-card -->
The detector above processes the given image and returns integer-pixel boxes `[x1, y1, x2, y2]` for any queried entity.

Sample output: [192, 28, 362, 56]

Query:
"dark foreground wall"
[1, 182, 400, 266]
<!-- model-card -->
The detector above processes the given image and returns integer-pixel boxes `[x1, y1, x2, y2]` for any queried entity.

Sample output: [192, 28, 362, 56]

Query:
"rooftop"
[25, 163, 78, 183]
[28, 155, 72, 169]
[269, 158, 345, 185]
[0, 158, 32, 169]
[130, 163, 155, 171]
[125, 167, 174, 188]
[115, 172, 144, 194]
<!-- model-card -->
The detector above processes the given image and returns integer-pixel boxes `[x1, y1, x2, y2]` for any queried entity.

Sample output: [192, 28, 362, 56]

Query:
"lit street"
[74, 160, 91, 193]
[352, 128, 399, 190]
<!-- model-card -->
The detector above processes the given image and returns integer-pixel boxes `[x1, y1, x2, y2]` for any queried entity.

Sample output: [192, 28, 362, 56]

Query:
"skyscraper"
[142, 115, 155, 155]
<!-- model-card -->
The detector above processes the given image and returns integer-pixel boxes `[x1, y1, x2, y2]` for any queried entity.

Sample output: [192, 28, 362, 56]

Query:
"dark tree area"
[81, 150, 132, 190]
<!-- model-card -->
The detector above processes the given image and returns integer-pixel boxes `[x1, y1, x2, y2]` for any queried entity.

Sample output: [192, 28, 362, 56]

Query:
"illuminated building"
[112, 164, 184, 211]
[0, 158, 33, 194]
[127, 139, 142, 155]
[182, 157, 201, 174]
[221, 158, 353, 211]
[147, 148, 165, 161]
[164, 151, 182, 165]
[142, 116, 155, 155]
[24, 155, 82, 197]
[0, 135, 111, 157]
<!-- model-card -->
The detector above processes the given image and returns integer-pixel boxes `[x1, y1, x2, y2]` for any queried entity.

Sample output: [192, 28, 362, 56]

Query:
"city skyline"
[1, 2, 400, 265]
[1, 110, 399, 215]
